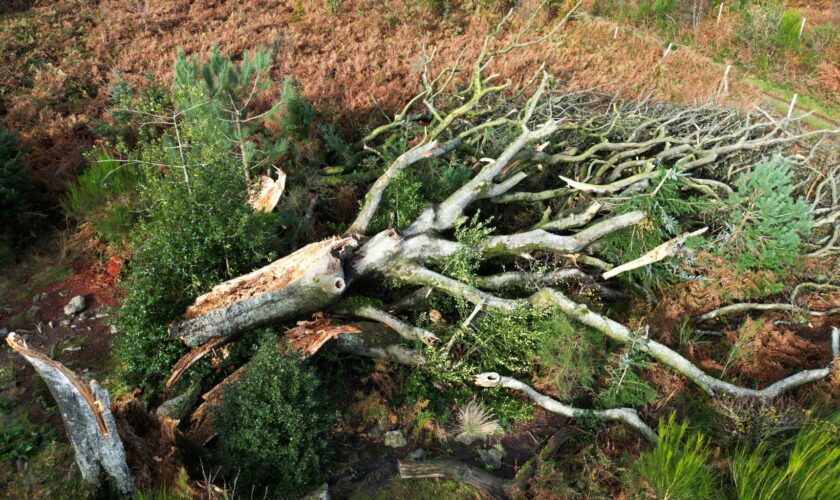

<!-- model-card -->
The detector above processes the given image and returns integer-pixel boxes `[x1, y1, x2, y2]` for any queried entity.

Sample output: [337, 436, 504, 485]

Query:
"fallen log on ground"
[398, 427, 579, 499]
[169, 237, 357, 347]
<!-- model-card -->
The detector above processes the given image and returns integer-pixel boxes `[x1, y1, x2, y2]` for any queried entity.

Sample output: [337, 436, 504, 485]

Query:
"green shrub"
[0, 126, 35, 260]
[730, 422, 840, 500]
[215, 337, 334, 496]
[61, 149, 141, 244]
[112, 64, 280, 393]
[637, 414, 717, 499]
[597, 329, 658, 409]
[775, 9, 801, 50]
[533, 308, 603, 400]
[721, 157, 811, 274]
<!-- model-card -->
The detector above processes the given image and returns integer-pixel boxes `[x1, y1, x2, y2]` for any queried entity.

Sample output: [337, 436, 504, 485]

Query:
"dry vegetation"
[2, 1, 839, 498]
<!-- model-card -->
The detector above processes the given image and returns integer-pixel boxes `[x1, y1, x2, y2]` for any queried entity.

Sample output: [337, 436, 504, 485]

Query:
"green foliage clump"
[637, 414, 717, 499]
[61, 149, 141, 244]
[730, 422, 840, 500]
[441, 211, 495, 282]
[112, 60, 280, 393]
[597, 329, 658, 409]
[721, 157, 811, 274]
[533, 309, 603, 400]
[367, 147, 471, 233]
[215, 338, 334, 496]
[0, 126, 35, 263]
[775, 9, 802, 50]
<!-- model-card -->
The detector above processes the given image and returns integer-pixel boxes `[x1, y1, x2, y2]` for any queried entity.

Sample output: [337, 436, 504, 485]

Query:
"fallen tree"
[134, 5, 840, 494]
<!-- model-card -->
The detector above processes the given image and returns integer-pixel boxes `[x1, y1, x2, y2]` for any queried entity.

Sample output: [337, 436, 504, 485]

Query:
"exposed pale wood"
[6, 333, 134, 494]
[170, 237, 356, 346]
[602, 227, 708, 280]
[165, 336, 227, 389]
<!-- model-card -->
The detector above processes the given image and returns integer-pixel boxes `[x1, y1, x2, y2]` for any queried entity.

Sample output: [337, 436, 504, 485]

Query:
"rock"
[478, 448, 504, 470]
[110, 325, 119, 334]
[301, 483, 330, 500]
[407, 448, 424, 460]
[64, 296, 86, 316]
[384, 430, 407, 448]
[48, 321, 54, 329]
[156, 385, 201, 420]
[368, 422, 388, 439]
[61, 320, 70, 327]
[0, 328, 7, 336]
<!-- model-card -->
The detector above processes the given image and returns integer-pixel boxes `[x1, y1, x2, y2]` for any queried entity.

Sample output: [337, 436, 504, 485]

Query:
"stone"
[407, 448, 424, 460]
[110, 325, 119, 334]
[478, 448, 504, 470]
[301, 483, 330, 500]
[368, 422, 388, 439]
[0, 328, 7, 336]
[64, 296, 86, 316]
[384, 430, 407, 448]
[48, 321, 54, 329]
[61, 320, 70, 327]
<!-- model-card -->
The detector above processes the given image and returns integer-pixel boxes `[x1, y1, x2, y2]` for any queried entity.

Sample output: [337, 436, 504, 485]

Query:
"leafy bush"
[112, 59, 280, 393]
[215, 337, 334, 496]
[637, 414, 717, 499]
[730, 422, 840, 500]
[775, 9, 802, 50]
[61, 149, 141, 244]
[533, 308, 603, 400]
[0, 126, 35, 262]
[597, 329, 658, 409]
[721, 158, 811, 273]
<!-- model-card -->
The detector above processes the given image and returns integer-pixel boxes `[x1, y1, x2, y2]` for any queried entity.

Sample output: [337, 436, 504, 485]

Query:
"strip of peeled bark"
[170, 237, 356, 346]
[6, 333, 134, 495]
[602, 227, 708, 280]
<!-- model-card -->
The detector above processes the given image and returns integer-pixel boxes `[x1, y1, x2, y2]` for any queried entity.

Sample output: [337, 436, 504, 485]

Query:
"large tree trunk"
[169, 236, 356, 346]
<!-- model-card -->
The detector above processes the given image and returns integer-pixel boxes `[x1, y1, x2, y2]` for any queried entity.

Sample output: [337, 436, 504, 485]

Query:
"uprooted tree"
[165, 6, 838, 451]
[11, 5, 840, 496]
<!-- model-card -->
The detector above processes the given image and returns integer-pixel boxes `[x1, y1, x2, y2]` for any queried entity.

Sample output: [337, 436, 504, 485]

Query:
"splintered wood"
[170, 236, 357, 346]
[5, 333, 135, 494]
[283, 313, 362, 356]
[185, 237, 351, 319]
[248, 168, 286, 213]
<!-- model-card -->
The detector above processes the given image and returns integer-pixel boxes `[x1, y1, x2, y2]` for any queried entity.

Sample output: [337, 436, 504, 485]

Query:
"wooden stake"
[614, 26, 619, 39]
[799, 17, 806, 39]
[787, 93, 798, 119]
[718, 64, 731, 97]
[717, 2, 724, 24]
[663, 42, 674, 58]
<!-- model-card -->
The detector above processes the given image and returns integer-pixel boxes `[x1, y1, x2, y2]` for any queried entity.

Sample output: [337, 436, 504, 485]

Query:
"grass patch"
[747, 78, 840, 131]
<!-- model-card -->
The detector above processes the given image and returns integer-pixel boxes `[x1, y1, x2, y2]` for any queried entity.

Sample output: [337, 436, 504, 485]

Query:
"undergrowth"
[215, 335, 335, 497]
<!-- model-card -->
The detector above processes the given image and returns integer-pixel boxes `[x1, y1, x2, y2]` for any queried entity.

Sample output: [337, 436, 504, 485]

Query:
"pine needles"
[637, 414, 716, 500]
[730, 423, 840, 500]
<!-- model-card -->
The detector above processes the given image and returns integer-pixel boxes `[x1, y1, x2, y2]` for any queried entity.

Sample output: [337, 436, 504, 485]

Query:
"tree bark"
[6, 333, 134, 495]
[169, 237, 356, 346]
